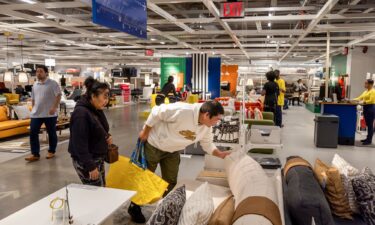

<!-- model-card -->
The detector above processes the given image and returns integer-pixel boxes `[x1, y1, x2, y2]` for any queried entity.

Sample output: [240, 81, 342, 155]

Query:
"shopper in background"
[25, 65, 61, 162]
[292, 79, 306, 106]
[128, 101, 230, 223]
[161, 75, 177, 97]
[68, 77, 112, 186]
[354, 79, 375, 145]
[262, 71, 279, 122]
[275, 70, 286, 127]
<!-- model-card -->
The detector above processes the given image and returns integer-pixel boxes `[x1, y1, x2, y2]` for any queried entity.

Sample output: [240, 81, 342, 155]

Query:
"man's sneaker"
[25, 155, 40, 162]
[128, 203, 146, 223]
[362, 141, 373, 146]
[46, 152, 55, 159]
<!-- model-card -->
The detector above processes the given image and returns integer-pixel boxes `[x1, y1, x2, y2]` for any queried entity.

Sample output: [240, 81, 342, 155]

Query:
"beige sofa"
[184, 150, 285, 225]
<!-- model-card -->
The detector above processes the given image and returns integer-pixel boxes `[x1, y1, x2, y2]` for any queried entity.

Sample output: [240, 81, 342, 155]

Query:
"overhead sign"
[45, 58, 55, 67]
[145, 49, 154, 56]
[92, 0, 147, 39]
[220, 1, 245, 18]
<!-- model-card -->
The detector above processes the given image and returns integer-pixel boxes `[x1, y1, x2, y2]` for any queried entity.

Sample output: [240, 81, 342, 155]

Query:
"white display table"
[0, 184, 135, 225]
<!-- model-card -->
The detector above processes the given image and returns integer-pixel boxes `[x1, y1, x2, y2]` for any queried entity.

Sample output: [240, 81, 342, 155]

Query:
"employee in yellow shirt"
[275, 70, 286, 127]
[354, 79, 375, 145]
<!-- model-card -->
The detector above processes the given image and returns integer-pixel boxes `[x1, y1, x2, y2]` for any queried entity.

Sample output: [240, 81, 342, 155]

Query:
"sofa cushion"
[208, 195, 235, 225]
[352, 168, 375, 225]
[332, 154, 360, 213]
[147, 185, 186, 225]
[284, 156, 335, 225]
[225, 151, 281, 225]
[314, 159, 352, 219]
[0, 120, 26, 131]
[13, 105, 31, 120]
[178, 182, 214, 225]
[0, 105, 8, 122]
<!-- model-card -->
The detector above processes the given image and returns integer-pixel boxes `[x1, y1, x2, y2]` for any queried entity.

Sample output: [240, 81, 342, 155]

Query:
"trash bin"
[314, 114, 339, 148]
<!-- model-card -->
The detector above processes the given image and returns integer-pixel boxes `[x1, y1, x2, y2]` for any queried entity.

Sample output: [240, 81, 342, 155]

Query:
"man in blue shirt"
[25, 65, 61, 162]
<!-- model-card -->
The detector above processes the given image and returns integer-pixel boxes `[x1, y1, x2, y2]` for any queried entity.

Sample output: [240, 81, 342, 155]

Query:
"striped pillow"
[178, 182, 214, 225]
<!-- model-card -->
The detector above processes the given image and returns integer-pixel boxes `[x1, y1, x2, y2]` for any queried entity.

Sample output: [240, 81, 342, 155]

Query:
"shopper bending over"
[354, 79, 375, 145]
[128, 101, 230, 223]
[68, 77, 112, 186]
[25, 65, 61, 162]
[262, 71, 279, 122]
[275, 70, 286, 127]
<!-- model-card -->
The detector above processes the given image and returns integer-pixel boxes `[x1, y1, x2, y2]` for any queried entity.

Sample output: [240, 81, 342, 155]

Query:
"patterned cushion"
[352, 168, 375, 225]
[178, 182, 214, 225]
[332, 154, 360, 213]
[147, 185, 186, 225]
[314, 159, 352, 219]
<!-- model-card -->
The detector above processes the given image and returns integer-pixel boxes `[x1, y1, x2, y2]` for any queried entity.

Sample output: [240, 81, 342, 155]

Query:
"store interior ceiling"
[0, 0, 375, 69]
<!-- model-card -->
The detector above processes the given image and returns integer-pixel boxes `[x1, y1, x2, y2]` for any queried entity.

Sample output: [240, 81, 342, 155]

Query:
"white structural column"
[325, 32, 330, 99]
[279, 0, 339, 62]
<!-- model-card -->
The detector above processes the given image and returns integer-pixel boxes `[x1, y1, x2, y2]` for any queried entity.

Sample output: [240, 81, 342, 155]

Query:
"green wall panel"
[160, 58, 186, 88]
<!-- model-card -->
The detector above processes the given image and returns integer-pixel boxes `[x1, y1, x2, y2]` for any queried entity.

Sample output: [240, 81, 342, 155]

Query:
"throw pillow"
[314, 159, 352, 219]
[0, 105, 8, 122]
[12, 105, 31, 120]
[178, 182, 214, 225]
[147, 185, 186, 225]
[208, 195, 235, 225]
[352, 167, 375, 225]
[331, 154, 360, 213]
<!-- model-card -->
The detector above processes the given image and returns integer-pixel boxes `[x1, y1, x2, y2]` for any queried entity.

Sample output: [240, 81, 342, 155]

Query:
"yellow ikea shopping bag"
[106, 155, 168, 206]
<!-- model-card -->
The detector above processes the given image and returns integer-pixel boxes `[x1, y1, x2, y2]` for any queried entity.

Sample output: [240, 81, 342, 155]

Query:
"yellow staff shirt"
[276, 78, 286, 106]
[355, 88, 375, 104]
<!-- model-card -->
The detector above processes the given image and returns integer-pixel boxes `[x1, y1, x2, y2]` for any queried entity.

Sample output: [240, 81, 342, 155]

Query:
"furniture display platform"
[0, 184, 136, 225]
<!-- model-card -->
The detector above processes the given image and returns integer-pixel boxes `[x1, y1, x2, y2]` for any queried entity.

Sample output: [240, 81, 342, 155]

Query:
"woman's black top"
[263, 81, 279, 108]
[68, 97, 109, 171]
[161, 82, 177, 96]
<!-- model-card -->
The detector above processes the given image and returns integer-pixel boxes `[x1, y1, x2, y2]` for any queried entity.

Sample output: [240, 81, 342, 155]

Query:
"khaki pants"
[145, 142, 180, 195]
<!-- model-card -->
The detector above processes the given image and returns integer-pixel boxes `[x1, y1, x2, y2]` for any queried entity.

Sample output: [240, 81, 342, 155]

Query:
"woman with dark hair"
[262, 71, 279, 119]
[68, 77, 112, 186]
[161, 76, 177, 97]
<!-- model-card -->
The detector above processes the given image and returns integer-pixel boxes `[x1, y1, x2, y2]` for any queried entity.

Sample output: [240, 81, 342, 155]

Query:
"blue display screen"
[92, 0, 147, 39]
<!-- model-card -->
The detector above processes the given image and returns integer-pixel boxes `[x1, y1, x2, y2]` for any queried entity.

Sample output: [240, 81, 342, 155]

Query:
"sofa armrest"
[244, 119, 275, 129]
[262, 112, 274, 121]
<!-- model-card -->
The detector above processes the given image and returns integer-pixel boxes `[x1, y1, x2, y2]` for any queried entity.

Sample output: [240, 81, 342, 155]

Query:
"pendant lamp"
[4, 32, 14, 82]
[18, 34, 28, 83]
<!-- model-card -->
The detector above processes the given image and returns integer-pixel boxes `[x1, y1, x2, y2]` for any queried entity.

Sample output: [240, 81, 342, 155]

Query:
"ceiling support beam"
[147, 0, 195, 33]
[337, 0, 361, 14]
[202, 0, 249, 59]
[279, 0, 339, 62]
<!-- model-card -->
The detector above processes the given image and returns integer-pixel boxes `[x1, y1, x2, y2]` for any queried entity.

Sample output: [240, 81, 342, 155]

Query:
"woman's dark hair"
[36, 65, 49, 74]
[266, 71, 276, 82]
[200, 101, 224, 119]
[84, 77, 110, 100]
[367, 79, 374, 85]
[168, 76, 174, 83]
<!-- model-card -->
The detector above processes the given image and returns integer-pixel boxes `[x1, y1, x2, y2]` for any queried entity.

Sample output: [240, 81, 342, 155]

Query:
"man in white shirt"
[128, 101, 230, 223]
[25, 65, 61, 162]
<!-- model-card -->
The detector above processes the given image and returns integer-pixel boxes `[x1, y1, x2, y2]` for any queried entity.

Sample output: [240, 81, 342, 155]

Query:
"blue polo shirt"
[31, 78, 61, 118]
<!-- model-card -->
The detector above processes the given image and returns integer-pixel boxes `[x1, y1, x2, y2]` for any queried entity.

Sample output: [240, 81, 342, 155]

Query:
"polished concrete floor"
[0, 103, 374, 221]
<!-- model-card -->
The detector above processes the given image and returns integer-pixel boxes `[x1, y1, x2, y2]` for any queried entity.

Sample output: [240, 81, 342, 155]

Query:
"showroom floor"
[0, 103, 374, 221]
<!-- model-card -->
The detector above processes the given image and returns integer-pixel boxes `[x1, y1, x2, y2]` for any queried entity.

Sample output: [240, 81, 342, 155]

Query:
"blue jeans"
[363, 105, 374, 143]
[30, 117, 58, 157]
[275, 106, 283, 127]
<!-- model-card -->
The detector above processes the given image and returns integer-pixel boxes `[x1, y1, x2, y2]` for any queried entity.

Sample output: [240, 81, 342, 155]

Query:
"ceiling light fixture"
[150, 38, 156, 41]
[212, 52, 215, 55]
[186, 52, 189, 55]
[50, 40, 56, 43]
[160, 41, 165, 45]
[268, 22, 271, 27]
[269, 13, 272, 16]
[267, 35, 270, 39]
[20, 0, 36, 4]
